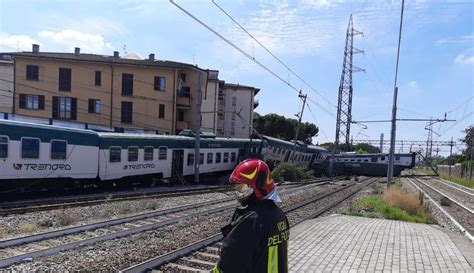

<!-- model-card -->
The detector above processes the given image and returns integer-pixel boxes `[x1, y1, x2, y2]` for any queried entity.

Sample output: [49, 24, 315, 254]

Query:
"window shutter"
[19, 94, 26, 109]
[71, 98, 77, 120]
[38, 95, 45, 110]
[52, 96, 59, 118]
[88, 99, 94, 113]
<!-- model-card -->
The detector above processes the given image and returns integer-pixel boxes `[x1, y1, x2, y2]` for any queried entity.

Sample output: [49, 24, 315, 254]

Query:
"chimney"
[113, 51, 119, 57]
[149, 53, 155, 61]
[74, 47, 80, 56]
[32, 44, 40, 54]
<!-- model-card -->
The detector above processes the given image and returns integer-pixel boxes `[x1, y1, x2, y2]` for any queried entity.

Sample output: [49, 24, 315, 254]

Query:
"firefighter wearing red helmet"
[213, 159, 289, 273]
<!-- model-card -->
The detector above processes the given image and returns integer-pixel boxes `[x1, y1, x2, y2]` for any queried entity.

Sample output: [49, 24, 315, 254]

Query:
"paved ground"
[289, 215, 473, 272]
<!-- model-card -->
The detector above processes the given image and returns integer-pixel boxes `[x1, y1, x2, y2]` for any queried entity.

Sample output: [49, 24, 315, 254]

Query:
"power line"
[211, 0, 336, 109]
[169, 0, 334, 117]
[306, 103, 329, 141]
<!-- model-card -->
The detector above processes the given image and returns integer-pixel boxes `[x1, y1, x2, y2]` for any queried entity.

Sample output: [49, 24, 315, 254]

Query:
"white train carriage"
[98, 133, 266, 181]
[0, 120, 99, 181]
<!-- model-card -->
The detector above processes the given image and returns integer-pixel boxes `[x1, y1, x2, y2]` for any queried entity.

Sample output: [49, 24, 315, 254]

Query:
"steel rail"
[414, 178, 473, 214]
[432, 177, 474, 196]
[406, 178, 474, 243]
[0, 186, 229, 215]
[0, 204, 236, 268]
[119, 177, 376, 273]
[0, 178, 337, 268]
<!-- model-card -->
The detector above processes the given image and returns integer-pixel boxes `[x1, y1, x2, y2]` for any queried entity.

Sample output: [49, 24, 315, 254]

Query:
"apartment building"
[216, 83, 259, 138]
[5, 45, 207, 134]
[0, 54, 13, 114]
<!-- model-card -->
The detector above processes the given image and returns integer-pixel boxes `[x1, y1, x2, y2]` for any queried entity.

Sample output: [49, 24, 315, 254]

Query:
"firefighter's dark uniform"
[214, 196, 289, 273]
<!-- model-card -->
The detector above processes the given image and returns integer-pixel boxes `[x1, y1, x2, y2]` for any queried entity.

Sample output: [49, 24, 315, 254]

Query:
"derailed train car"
[329, 152, 416, 177]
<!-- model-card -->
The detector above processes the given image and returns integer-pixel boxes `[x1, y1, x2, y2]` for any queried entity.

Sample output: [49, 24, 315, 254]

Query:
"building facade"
[0, 54, 14, 114]
[216, 83, 259, 138]
[5, 45, 207, 134]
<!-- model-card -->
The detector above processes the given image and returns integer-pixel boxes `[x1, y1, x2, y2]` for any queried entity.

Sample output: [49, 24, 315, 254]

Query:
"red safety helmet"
[229, 159, 275, 200]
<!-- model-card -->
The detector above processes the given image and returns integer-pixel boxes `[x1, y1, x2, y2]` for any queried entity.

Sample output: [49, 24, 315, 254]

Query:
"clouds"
[0, 33, 41, 52]
[455, 53, 474, 65]
[38, 30, 114, 53]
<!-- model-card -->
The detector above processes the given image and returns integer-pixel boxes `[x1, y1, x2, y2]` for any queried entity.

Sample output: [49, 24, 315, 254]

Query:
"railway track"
[406, 177, 474, 242]
[0, 178, 337, 216]
[0, 178, 338, 269]
[0, 186, 229, 216]
[119, 177, 379, 273]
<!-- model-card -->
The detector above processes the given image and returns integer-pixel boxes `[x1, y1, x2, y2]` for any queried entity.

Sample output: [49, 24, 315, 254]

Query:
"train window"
[159, 147, 167, 160]
[395, 156, 400, 160]
[199, 153, 204, 165]
[128, 146, 138, 162]
[216, 153, 221, 163]
[381, 156, 385, 161]
[350, 159, 355, 162]
[371, 157, 377, 162]
[109, 147, 121, 162]
[364, 159, 369, 162]
[21, 138, 40, 159]
[231, 152, 236, 162]
[207, 153, 213, 164]
[0, 136, 8, 158]
[187, 153, 194, 166]
[357, 159, 361, 162]
[144, 146, 154, 161]
[51, 140, 67, 160]
[223, 152, 229, 163]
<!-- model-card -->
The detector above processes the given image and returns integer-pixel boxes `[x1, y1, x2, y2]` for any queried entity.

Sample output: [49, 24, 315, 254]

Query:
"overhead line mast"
[330, 15, 364, 175]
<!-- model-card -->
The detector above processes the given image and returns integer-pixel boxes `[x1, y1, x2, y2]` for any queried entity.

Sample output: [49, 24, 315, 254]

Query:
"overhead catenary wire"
[211, 0, 336, 109]
[169, 0, 334, 117]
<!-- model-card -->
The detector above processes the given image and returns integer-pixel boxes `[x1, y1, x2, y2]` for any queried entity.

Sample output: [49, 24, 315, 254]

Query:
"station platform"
[289, 215, 473, 272]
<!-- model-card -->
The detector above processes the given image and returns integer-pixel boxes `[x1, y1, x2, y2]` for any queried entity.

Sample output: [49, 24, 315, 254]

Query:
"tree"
[461, 125, 474, 160]
[254, 113, 319, 144]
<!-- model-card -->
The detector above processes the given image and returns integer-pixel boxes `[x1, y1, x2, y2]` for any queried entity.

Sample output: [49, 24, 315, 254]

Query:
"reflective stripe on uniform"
[267, 245, 279, 273]
[213, 265, 221, 273]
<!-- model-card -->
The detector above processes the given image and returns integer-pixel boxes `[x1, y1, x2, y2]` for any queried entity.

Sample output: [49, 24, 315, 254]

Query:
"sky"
[0, 0, 472, 156]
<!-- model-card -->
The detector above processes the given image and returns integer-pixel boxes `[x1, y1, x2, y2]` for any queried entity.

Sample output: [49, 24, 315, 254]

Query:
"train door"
[172, 149, 184, 178]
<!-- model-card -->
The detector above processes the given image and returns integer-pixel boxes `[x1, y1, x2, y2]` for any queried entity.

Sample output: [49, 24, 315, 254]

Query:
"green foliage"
[343, 195, 435, 224]
[319, 142, 380, 154]
[440, 197, 452, 206]
[356, 148, 367, 154]
[461, 125, 473, 159]
[254, 113, 319, 144]
[440, 175, 474, 189]
[271, 163, 314, 182]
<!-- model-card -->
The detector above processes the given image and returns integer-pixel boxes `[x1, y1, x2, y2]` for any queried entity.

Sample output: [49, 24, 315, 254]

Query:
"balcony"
[177, 86, 191, 109]
[177, 121, 190, 130]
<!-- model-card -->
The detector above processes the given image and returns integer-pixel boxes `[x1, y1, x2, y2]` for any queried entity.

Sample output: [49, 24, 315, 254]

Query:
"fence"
[436, 162, 473, 180]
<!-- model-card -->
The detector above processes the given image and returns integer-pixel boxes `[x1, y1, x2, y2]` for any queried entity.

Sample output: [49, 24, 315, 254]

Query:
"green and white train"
[0, 120, 265, 190]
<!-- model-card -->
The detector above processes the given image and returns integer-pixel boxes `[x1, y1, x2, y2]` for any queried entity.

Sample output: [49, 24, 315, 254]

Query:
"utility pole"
[330, 14, 363, 175]
[292, 91, 307, 163]
[387, 0, 405, 186]
[380, 133, 384, 153]
[194, 71, 203, 183]
[448, 136, 453, 177]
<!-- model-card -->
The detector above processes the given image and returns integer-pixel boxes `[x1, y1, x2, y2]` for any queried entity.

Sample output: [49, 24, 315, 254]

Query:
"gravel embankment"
[6, 181, 347, 271]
